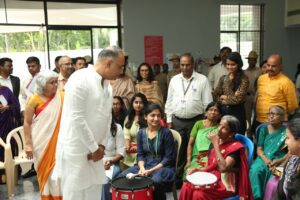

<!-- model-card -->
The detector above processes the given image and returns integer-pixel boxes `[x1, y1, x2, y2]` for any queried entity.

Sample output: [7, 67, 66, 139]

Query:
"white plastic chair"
[170, 129, 182, 200]
[0, 137, 14, 197]
[5, 126, 34, 195]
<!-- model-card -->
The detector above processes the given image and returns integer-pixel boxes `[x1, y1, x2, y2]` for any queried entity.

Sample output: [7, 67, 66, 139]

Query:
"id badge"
[180, 97, 186, 108]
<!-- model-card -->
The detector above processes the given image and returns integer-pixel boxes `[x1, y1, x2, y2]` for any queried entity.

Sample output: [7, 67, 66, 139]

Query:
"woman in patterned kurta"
[121, 93, 148, 169]
[213, 52, 249, 133]
[135, 62, 164, 108]
[119, 103, 176, 200]
[250, 105, 288, 200]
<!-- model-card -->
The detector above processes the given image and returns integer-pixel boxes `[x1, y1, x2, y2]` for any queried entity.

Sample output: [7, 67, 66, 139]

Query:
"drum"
[186, 171, 217, 189]
[111, 176, 154, 200]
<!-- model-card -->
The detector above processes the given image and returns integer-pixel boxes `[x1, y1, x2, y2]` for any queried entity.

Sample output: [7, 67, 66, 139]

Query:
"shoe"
[22, 169, 37, 179]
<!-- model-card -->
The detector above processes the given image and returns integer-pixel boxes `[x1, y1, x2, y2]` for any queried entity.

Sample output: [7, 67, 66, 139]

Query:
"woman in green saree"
[183, 102, 222, 180]
[250, 105, 289, 200]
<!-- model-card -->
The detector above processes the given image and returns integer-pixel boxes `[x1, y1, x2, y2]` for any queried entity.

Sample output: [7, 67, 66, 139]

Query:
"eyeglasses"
[267, 112, 282, 117]
[48, 80, 58, 85]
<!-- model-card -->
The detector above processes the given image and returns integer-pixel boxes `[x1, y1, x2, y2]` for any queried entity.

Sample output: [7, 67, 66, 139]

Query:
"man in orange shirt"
[255, 54, 298, 127]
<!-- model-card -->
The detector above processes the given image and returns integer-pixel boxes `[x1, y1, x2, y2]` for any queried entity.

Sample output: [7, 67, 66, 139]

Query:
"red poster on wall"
[144, 36, 163, 65]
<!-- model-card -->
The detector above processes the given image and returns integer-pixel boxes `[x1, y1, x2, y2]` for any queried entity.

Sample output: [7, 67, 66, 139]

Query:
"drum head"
[112, 176, 153, 190]
[186, 171, 217, 185]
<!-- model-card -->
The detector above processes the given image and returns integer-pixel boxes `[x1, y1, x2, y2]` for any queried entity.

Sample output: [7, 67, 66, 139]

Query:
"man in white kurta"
[53, 46, 125, 200]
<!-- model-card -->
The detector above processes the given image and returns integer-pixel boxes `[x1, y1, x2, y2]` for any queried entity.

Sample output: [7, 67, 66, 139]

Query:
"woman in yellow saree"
[24, 70, 63, 200]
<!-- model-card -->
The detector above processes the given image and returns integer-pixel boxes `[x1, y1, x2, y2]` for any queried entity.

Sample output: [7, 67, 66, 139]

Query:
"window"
[0, 1, 121, 82]
[220, 4, 264, 69]
[47, 2, 117, 26]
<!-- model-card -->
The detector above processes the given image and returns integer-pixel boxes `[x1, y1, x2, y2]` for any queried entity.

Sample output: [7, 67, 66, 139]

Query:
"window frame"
[0, 0, 123, 68]
[220, 3, 265, 64]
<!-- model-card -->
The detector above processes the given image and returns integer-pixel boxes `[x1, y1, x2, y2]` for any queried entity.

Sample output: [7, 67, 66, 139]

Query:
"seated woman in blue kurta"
[119, 103, 176, 200]
[250, 105, 289, 200]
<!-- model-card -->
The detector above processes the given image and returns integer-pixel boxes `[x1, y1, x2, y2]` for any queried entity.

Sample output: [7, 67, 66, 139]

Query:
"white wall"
[122, 0, 219, 69]
[122, 0, 300, 79]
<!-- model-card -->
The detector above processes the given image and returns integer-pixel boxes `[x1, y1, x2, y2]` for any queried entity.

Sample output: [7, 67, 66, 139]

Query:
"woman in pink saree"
[24, 70, 63, 200]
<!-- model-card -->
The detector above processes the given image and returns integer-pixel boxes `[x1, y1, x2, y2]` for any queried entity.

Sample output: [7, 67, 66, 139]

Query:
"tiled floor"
[0, 176, 40, 200]
[0, 176, 179, 200]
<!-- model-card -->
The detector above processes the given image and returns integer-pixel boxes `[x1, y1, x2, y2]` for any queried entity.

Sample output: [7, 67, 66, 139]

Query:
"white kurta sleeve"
[66, 79, 99, 153]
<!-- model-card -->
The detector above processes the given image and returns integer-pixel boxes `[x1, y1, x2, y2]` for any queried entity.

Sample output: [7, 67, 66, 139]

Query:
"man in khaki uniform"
[244, 51, 261, 136]
[167, 54, 181, 86]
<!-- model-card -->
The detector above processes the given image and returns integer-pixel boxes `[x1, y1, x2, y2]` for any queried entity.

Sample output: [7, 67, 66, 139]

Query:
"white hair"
[34, 70, 58, 94]
[97, 46, 123, 61]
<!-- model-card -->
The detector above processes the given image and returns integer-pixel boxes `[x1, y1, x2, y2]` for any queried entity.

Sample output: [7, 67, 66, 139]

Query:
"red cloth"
[34, 94, 55, 116]
[179, 140, 253, 200]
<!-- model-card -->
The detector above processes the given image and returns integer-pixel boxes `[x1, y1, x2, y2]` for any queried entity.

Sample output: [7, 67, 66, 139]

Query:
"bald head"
[269, 54, 282, 64]
[59, 56, 73, 78]
[266, 54, 283, 77]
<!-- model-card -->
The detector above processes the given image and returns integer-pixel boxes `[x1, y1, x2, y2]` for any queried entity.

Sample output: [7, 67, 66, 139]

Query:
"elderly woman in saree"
[250, 105, 288, 200]
[183, 101, 222, 180]
[179, 115, 253, 200]
[0, 83, 21, 183]
[135, 62, 164, 108]
[24, 70, 63, 199]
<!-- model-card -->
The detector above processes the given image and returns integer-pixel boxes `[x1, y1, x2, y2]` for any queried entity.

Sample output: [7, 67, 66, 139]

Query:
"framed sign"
[144, 36, 163, 65]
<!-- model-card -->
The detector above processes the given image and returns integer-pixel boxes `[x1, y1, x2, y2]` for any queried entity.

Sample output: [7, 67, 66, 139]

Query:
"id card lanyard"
[146, 128, 160, 159]
[181, 78, 193, 98]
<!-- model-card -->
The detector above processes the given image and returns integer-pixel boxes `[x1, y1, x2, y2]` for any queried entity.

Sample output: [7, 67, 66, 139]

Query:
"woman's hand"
[184, 161, 191, 169]
[143, 169, 153, 176]
[269, 159, 281, 168]
[138, 167, 146, 176]
[25, 145, 33, 160]
[138, 168, 153, 176]
[104, 160, 111, 170]
[0, 104, 9, 112]
[208, 131, 219, 146]
[220, 95, 227, 104]
[264, 159, 272, 167]
[186, 167, 201, 175]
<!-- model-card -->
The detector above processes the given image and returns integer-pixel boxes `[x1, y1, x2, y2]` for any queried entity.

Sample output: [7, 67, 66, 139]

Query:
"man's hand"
[87, 145, 105, 162]
[167, 122, 173, 129]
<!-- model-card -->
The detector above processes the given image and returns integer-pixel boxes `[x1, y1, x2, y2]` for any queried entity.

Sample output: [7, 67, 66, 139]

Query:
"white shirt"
[19, 75, 38, 111]
[54, 67, 112, 191]
[208, 61, 228, 89]
[104, 123, 125, 160]
[0, 75, 13, 91]
[165, 71, 213, 123]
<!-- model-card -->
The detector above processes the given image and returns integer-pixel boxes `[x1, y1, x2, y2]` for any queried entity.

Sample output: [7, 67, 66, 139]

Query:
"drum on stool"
[111, 176, 153, 200]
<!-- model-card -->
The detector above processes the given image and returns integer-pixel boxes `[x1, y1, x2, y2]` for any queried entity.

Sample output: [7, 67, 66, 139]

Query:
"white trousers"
[62, 184, 102, 200]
